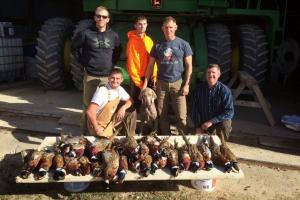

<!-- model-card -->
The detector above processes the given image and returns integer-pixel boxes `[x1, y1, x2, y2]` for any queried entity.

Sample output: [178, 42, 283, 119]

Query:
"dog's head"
[139, 88, 157, 107]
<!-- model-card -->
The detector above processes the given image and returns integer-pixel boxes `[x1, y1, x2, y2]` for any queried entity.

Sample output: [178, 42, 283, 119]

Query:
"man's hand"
[139, 82, 144, 90]
[115, 106, 126, 121]
[181, 84, 189, 96]
[201, 121, 213, 131]
[152, 79, 157, 90]
[138, 79, 145, 90]
[140, 82, 147, 91]
[196, 127, 206, 134]
[94, 125, 104, 135]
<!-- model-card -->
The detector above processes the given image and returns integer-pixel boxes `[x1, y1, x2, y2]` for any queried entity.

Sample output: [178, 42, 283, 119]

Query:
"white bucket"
[64, 182, 90, 192]
[190, 179, 217, 192]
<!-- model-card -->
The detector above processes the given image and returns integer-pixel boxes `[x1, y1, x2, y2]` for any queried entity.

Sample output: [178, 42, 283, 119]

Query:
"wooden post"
[252, 85, 276, 126]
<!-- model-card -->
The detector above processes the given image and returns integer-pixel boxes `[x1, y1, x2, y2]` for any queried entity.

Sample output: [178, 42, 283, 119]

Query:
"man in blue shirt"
[189, 64, 234, 140]
[142, 16, 193, 135]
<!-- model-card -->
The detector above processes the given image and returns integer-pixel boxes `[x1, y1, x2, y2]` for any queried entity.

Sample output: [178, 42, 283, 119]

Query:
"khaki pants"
[156, 79, 187, 135]
[81, 72, 108, 135]
[113, 109, 137, 137]
[208, 120, 232, 141]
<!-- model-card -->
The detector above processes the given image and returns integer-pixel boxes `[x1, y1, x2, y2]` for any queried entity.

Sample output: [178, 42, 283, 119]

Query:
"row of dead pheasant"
[20, 133, 239, 188]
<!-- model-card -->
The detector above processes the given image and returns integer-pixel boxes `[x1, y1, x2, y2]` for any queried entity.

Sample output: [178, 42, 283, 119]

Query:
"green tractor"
[34, 0, 292, 90]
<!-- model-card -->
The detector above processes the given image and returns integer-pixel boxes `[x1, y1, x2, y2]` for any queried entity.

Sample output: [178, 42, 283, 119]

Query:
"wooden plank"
[239, 71, 257, 86]
[231, 89, 254, 96]
[252, 85, 276, 126]
[234, 100, 261, 108]
[16, 136, 244, 183]
[233, 83, 246, 100]
[37, 136, 210, 150]
[16, 167, 244, 183]
[228, 72, 238, 88]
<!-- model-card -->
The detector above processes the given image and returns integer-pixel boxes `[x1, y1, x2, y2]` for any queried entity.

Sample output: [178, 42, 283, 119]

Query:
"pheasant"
[167, 148, 179, 177]
[79, 156, 91, 175]
[20, 150, 43, 179]
[89, 137, 111, 160]
[198, 136, 214, 170]
[122, 136, 140, 172]
[64, 156, 81, 176]
[101, 149, 120, 189]
[35, 151, 55, 180]
[210, 134, 239, 173]
[116, 155, 128, 184]
[179, 133, 205, 172]
[178, 147, 191, 171]
[140, 154, 153, 177]
[52, 153, 66, 180]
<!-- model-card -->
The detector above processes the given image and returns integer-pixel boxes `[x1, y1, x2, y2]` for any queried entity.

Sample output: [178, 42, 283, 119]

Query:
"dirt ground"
[0, 146, 299, 200]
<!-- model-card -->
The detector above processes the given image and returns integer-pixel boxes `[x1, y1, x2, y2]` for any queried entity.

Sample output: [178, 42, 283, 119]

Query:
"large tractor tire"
[70, 19, 94, 91]
[36, 18, 74, 89]
[238, 24, 269, 84]
[206, 24, 232, 83]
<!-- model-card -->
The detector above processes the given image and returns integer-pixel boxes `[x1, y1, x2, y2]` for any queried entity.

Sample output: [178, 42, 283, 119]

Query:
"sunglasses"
[95, 14, 108, 19]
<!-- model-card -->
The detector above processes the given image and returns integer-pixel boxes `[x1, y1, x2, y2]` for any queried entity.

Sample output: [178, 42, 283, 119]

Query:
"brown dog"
[138, 87, 158, 135]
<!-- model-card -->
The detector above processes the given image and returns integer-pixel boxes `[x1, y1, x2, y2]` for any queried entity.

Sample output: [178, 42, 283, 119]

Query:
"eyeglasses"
[95, 14, 108, 19]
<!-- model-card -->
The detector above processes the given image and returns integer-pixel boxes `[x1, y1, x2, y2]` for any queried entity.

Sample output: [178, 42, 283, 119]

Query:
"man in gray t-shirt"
[142, 16, 193, 135]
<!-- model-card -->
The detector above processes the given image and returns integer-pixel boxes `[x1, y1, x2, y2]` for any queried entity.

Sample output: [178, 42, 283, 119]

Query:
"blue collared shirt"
[189, 81, 234, 127]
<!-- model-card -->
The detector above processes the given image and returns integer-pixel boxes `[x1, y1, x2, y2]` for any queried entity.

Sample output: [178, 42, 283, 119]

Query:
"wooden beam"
[252, 85, 276, 126]
[228, 72, 238, 88]
[234, 100, 261, 108]
[233, 83, 246, 100]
